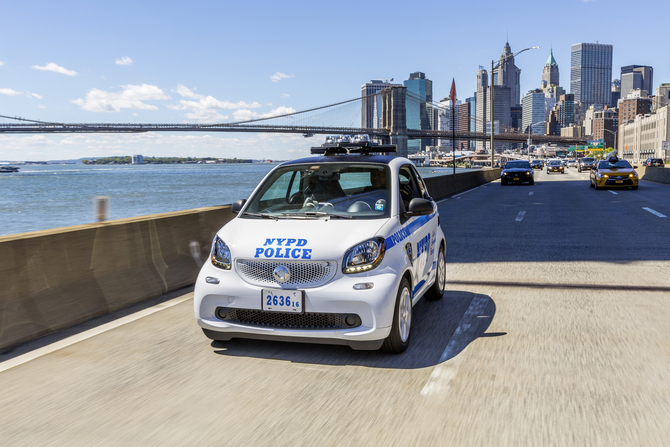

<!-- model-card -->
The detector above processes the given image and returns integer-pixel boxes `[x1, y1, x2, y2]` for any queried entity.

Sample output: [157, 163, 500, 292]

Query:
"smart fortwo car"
[194, 137, 447, 354]
[590, 155, 639, 190]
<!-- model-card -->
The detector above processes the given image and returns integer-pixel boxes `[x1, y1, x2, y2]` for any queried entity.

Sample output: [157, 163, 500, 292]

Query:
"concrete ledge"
[0, 169, 499, 351]
[0, 206, 235, 351]
[641, 166, 670, 184]
[425, 168, 501, 199]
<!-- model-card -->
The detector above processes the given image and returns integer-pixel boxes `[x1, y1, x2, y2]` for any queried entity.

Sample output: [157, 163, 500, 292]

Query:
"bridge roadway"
[2, 170, 669, 446]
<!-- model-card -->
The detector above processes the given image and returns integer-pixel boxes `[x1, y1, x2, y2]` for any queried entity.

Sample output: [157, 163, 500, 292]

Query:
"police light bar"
[310, 142, 397, 155]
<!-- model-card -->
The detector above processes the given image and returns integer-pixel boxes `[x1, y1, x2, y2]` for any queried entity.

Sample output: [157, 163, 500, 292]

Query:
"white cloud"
[0, 88, 41, 99]
[32, 62, 77, 76]
[38, 105, 46, 109]
[72, 84, 171, 112]
[232, 106, 296, 122]
[0, 61, 4, 66]
[270, 72, 294, 83]
[0, 88, 21, 96]
[281, 94, 289, 98]
[169, 84, 262, 123]
[115, 56, 133, 65]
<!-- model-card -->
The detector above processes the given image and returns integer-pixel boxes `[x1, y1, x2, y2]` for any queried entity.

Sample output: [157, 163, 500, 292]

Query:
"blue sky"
[1, 0, 667, 161]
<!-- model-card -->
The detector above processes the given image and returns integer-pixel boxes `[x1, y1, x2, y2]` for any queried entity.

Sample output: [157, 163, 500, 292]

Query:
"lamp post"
[490, 46, 540, 169]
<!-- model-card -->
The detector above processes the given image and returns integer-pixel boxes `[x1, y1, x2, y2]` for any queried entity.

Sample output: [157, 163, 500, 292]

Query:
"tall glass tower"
[570, 43, 613, 108]
[404, 72, 433, 154]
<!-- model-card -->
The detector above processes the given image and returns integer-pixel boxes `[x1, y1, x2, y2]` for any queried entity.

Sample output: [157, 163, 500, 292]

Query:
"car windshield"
[548, 161, 561, 165]
[242, 163, 391, 220]
[581, 158, 594, 163]
[598, 160, 632, 169]
[505, 161, 530, 169]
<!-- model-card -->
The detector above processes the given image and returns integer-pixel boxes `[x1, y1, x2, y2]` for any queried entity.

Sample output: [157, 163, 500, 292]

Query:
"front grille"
[605, 179, 633, 185]
[217, 307, 361, 330]
[236, 259, 337, 287]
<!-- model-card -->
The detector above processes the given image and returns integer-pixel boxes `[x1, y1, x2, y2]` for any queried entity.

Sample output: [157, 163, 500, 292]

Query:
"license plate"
[261, 289, 304, 313]
[513, 177, 519, 181]
[615, 180, 623, 184]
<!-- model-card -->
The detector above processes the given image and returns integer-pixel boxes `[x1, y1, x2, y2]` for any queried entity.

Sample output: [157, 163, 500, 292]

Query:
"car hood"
[598, 168, 636, 175]
[217, 216, 388, 262]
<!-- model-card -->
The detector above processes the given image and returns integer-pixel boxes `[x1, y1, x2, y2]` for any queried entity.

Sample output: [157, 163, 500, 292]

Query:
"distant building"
[494, 42, 522, 107]
[561, 124, 584, 137]
[437, 98, 458, 149]
[361, 79, 400, 129]
[132, 154, 144, 164]
[619, 105, 669, 162]
[652, 83, 670, 112]
[611, 79, 621, 108]
[522, 89, 546, 135]
[618, 90, 652, 126]
[458, 100, 474, 150]
[592, 108, 619, 149]
[542, 48, 560, 87]
[475, 67, 489, 152]
[570, 42, 613, 108]
[620, 65, 653, 98]
[555, 94, 576, 129]
[404, 72, 433, 154]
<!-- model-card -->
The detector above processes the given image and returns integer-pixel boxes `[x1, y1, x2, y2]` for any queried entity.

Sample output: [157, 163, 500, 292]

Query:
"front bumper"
[501, 173, 533, 182]
[595, 176, 639, 188]
[194, 262, 401, 349]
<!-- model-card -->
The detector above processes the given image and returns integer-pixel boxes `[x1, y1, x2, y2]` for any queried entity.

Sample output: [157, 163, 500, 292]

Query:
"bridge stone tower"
[381, 86, 408, 158]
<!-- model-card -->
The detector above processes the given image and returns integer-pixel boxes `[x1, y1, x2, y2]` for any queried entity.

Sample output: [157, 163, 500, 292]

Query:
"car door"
[398, 164, 437, 296]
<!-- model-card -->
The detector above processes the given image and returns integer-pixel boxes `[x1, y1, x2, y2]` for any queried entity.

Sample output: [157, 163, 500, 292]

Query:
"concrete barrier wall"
[641, 166, 670, 184]
[0, 206, 236, 351]
[0, 169, 500, 351]
[425, 168, 501, 199]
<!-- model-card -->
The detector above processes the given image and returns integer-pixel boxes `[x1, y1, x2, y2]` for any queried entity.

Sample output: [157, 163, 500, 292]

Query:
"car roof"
[279, 154, 400, 167]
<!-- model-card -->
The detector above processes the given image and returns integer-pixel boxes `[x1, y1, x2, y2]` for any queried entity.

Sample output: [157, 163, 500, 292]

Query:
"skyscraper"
[361, 79, 400, 129]
[522, 89, 546, 135]
[570, 42, 613, 108]
[403, 72, 433, 154]
[542, 48, 559, 86]
[620, 65, 653, 97]
[495, 42, 522, 106]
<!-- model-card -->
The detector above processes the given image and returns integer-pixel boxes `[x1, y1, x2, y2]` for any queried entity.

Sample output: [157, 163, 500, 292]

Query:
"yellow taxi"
[589, 155, 639, 190]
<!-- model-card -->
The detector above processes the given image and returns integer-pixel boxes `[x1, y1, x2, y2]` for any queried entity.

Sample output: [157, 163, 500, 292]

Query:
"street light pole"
[489, 46, 540, 169]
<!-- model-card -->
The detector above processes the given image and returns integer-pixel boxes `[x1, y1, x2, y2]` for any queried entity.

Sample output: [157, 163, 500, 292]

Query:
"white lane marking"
[0, 294, 192, 373]
[528, 191, 534, 196]
[515, 211, 526, 222]
[608, 191, 618, 195]
[421, 294, 489, 397]
[643, 207, 667, 218]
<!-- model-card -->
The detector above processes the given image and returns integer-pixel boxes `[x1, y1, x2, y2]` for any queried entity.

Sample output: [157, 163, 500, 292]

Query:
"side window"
[409, 165, 428, 199]
[398, 165, 421, 211]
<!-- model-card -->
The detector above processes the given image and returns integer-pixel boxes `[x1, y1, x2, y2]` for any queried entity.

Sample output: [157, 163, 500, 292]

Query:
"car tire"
[382, 277, 412, 354]
[425, 245, 445, 301]
[578, 168, 582, 172]
[632, 186, 638, 190]
[590, 179, 594, 188]
[501, 180, 507, 185]
[594, 182, 600, 190]
[529, 179, 535, 185]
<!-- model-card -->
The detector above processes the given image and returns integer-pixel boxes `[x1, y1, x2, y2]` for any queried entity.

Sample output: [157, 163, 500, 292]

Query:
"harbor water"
[0, 163, 477, 237]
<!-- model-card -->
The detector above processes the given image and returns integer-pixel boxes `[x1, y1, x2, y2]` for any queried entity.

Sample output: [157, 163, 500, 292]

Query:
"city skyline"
[1, 0, 668, 161]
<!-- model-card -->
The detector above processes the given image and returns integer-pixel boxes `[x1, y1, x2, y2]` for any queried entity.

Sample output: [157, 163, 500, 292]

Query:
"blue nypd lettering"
[416, 234, 431, 257]
[254, 238, 311, 259]
[388, 227, 411, 248]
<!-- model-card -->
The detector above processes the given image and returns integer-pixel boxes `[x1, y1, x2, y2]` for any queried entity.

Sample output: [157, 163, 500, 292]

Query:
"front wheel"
[425, 245, 445, 301]
[382, 278, 412, 354]
[594, 181, 600, 190]
[632, 185, 638, 190]
[529, 179, 535, 185]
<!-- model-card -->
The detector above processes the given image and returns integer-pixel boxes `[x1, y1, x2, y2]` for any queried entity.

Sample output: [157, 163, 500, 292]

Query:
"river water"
[0, 163, 476, 237]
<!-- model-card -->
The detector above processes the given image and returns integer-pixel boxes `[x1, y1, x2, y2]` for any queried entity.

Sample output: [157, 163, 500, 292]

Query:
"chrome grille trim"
[235, 259, 337, 288]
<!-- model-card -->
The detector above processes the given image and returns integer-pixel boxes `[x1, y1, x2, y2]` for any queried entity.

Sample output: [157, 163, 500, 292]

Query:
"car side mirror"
[590, 166, 596, 170]
[633, 166, 638, 169]
[231, 199, 247, 214]
[405, 198, 433, 217]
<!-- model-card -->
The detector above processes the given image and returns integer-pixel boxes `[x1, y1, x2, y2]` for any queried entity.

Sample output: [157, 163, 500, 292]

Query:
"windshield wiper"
[241, 212, 279, 220]
[303, 211, 355, 219]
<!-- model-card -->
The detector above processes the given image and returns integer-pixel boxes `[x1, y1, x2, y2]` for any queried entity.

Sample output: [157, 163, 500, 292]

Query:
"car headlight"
[343, 237, 386, 274]
[501, 171, 507, 176]
[602, 174, 609, 179]
[630, 173, 637, 178]
[211, 235, 232, 270]
[526, 171, 531, 175]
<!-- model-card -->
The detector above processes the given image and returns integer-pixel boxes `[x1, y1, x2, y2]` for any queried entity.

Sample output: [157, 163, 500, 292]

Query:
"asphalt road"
[2, 168, 669, 447]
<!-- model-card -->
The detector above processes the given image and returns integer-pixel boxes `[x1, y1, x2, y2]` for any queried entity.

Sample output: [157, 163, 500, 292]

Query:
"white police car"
[194, 138, 446, 353]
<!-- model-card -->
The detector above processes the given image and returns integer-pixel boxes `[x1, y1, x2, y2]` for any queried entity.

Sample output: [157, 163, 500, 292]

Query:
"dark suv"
[578, 157, 595, 172]
[646, 158, 665, 167]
